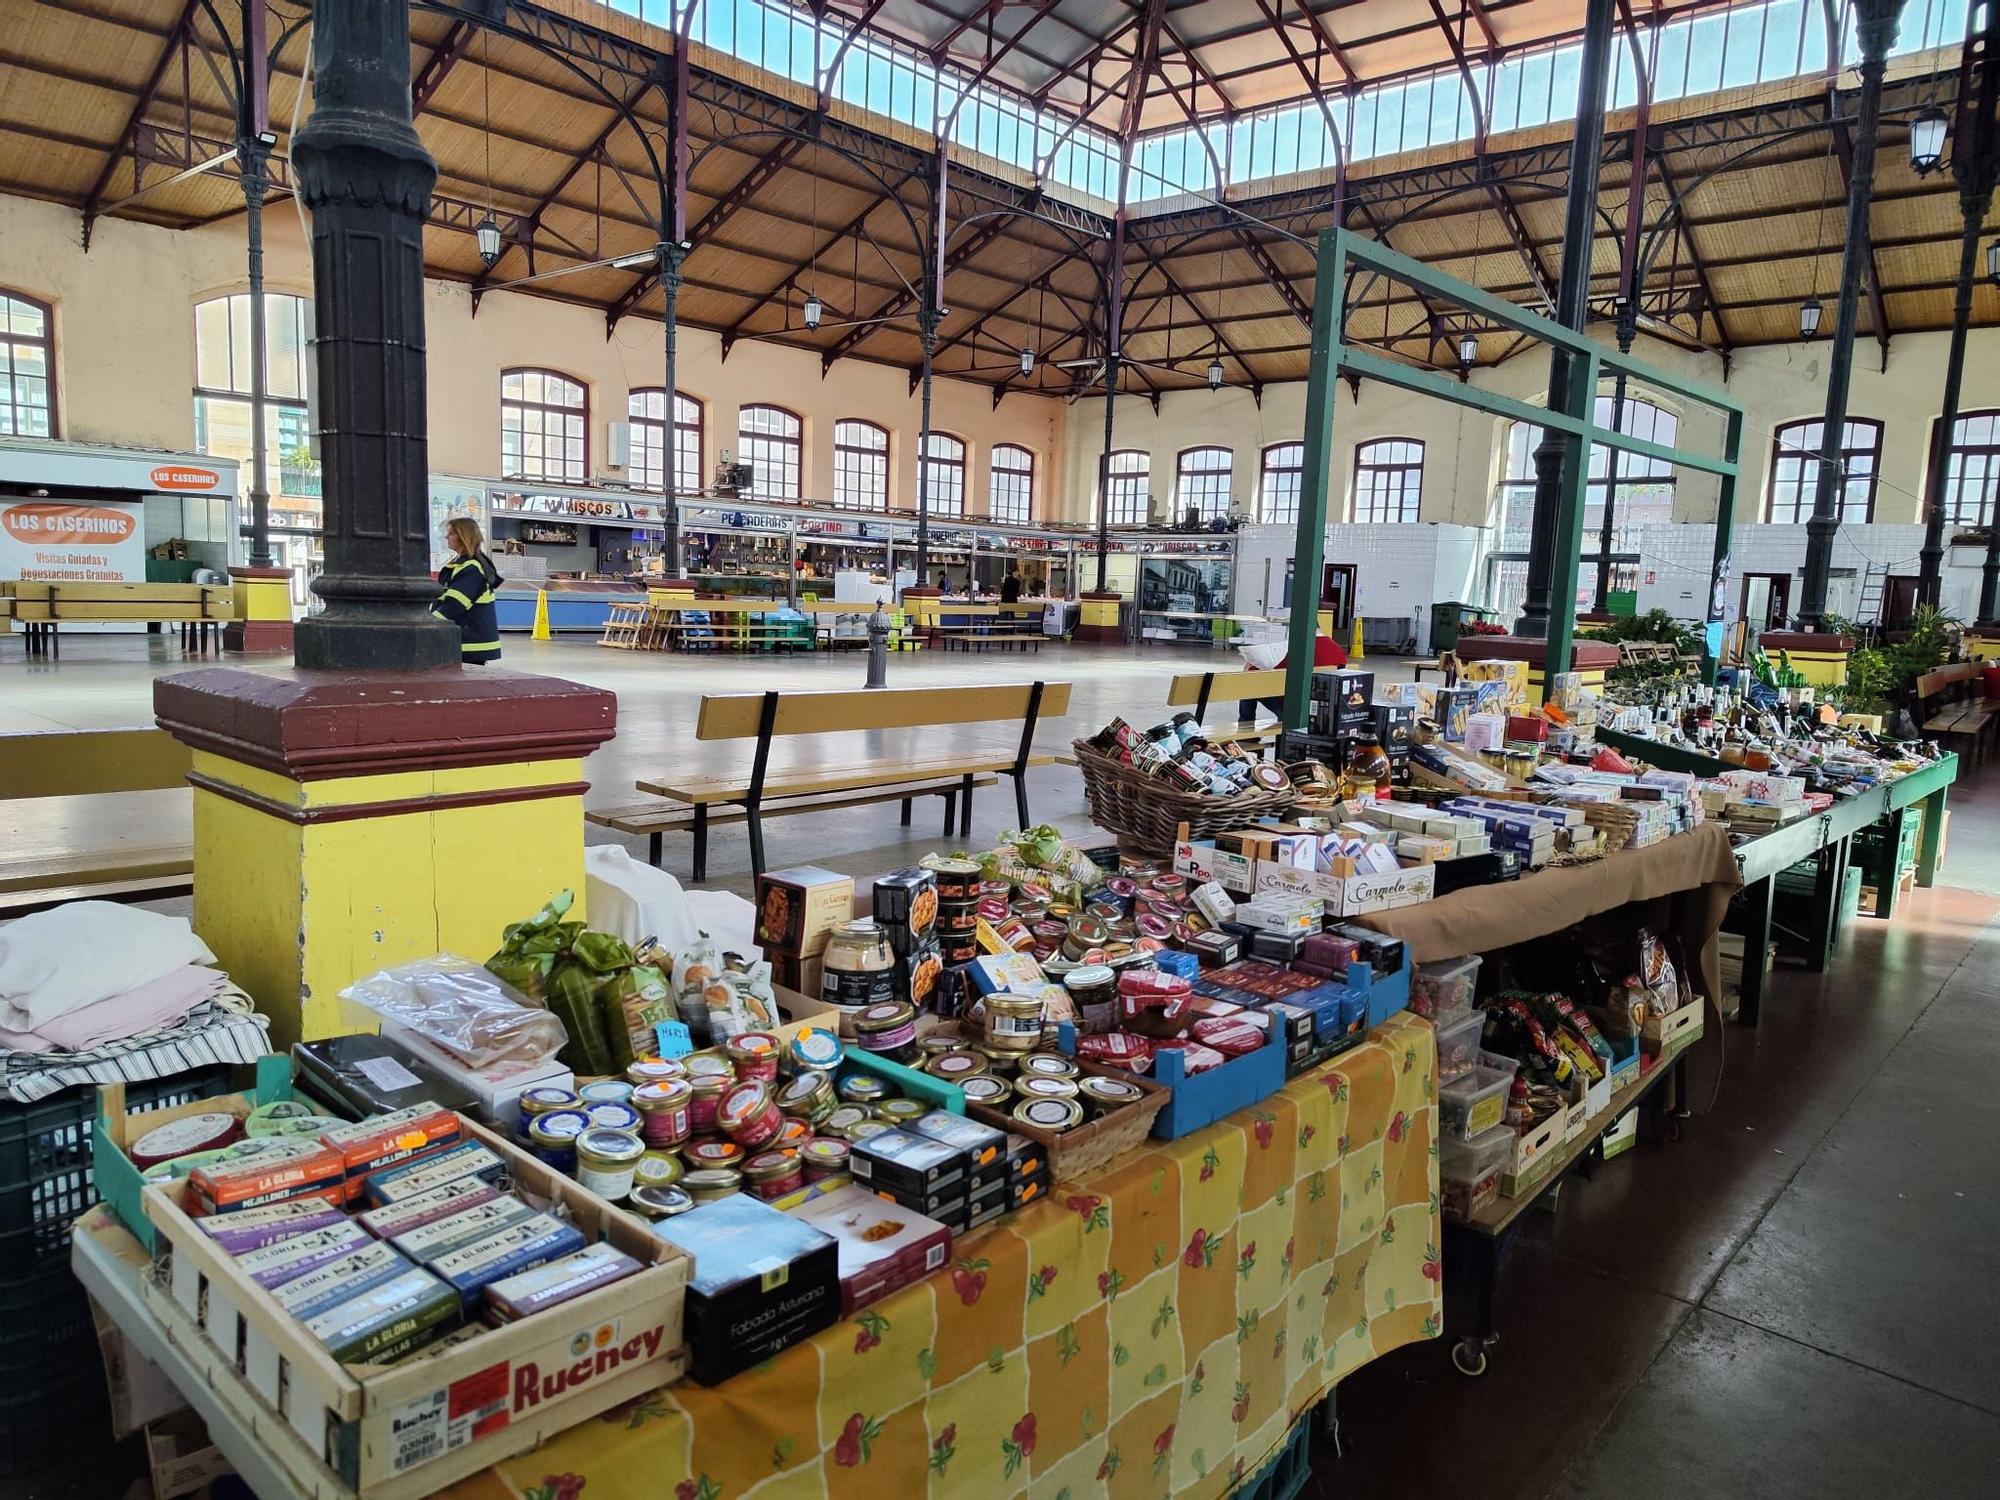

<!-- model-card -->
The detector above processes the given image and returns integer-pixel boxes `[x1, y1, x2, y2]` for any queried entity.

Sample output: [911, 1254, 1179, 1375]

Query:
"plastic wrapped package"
[340, 956, 567, 1071]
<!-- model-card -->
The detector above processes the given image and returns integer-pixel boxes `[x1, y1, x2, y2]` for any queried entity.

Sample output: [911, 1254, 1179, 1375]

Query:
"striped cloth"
[0, 997, 271, 1103]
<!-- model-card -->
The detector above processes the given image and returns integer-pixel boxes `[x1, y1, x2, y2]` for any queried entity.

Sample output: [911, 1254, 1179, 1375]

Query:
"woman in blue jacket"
[433, 517, 503, 664]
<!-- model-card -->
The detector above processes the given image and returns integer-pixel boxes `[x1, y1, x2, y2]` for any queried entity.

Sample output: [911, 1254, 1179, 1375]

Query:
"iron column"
[240, 134, 274, 569]
[660, 240, 686, 573]
[1515, 0, 1617, 639]
[288, 0, 459, 671]
[1798, 0, 1906, 629]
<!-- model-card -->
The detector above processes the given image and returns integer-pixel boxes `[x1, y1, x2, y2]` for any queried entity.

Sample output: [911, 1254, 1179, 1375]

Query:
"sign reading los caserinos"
[0, 498, 146, 583]
[148, 464, 223, 491]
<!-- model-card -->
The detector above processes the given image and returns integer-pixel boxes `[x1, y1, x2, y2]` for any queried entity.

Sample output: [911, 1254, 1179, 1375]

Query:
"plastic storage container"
[1439, 1052, 1519, 1141]
[1410, 954, 1480, 1022]
[1433, 1010, 1487, 1084]
[1438, 1125, 1512, 1219]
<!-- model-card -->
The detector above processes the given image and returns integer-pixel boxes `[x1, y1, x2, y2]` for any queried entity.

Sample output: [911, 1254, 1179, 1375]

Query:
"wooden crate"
[139, 1115, 689, 1500]
[965, 1055, 1167, 1182]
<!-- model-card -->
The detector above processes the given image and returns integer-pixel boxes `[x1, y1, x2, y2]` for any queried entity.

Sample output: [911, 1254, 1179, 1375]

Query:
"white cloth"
[584, 844, 761, 961]
[0, 901, 216, 1031]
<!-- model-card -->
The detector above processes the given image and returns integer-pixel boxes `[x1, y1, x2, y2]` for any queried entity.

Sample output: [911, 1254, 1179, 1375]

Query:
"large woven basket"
[1070, 738, 1297, 854]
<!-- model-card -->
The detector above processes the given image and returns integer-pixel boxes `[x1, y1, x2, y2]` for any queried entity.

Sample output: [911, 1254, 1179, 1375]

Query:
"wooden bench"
[0, 728, 195, 914]
[627, 680, 1072, 878]
[5, 582, 232, 657]
[936, 624, 1044, 653]
[1051, 667, 1299, 768]
[1916, 662, 1996, 761]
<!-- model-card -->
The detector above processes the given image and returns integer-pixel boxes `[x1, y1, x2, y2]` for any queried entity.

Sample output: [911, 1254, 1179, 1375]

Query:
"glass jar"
[577, 1080, 635, 1108]
[777, 1070, 836, 1126]
[626, 1058, 685, 1088]
[583, 1102, 643, 1137]
[725, 1032, 781, 1083]
[574, 1128, 645, 1203]
[959, 1075, 1013, 1109]
[634, 1080, 694, 1149]
[687, 1073, 730, 1135]
[927, 1050, 989, 1086]
[634, 1152, 683, 1191]
[742, 1149, 805, 1201]
[799, 1137, 851, 1181]
[717, 1081, 783, 1151]
[628, 1183, 694, 1219]
[526, 1109, 589, 1173]
[682, 1137, 745, 1171]
[820, 918, 897, 1017]
[1064, 964, 1118, 1035]
[1346, 732, 1394, 797]
[681, 1168, 742, 1204]
[983, 992, 1045, 1053]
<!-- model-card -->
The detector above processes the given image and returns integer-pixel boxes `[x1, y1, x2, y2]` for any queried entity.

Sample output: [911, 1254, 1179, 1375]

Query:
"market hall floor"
[8, 635, 2000, 1499]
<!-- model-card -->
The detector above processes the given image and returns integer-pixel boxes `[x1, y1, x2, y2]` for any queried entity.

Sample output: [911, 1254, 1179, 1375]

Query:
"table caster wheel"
[1452, 1338, 1488, 1377]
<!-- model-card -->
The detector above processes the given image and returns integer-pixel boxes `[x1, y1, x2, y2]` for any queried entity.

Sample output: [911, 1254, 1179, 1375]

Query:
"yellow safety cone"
[1349, 616, 1365, 661]
[532, 588, 551, 641]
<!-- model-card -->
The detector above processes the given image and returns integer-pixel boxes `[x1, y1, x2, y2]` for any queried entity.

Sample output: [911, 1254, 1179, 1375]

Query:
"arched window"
[1939, 410, 1999, 527]
[1768, 417, 1880, 524]
[1352, 439, 1423, 524]
[833, 420, 889, 510]
[1176, 446, 1234, 521]
[628, 389, 702, 495]
[921, 433, 966, 517]
[1, 289, 54, 438]
[989, 443, 1034, 523]
[1103, 449, 1151, 525]
[1259, 442, 1304, 524]
[193, 291, 316, 519]
[738, 404, 802, 500]
[501, 368, 587, 482]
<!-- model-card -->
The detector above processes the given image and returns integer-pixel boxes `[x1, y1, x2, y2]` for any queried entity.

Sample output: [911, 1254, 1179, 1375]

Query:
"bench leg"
[648, 830, 664, 868]
[692, 804, 709, 883]
[746, 803, 768, 878]
[901, 797, 914, 827]
[959, 774, 974, 839]
[1012, 771, 1030, 830]
[941, 789, 955, 835]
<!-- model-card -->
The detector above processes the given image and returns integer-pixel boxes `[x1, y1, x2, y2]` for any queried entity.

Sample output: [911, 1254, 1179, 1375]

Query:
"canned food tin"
[725, 1031, 781, 1082]
[799, 1137, 851, 1180]
[634, 1080, 694, 1148]
[983, 992, 1045, 1053]
[958, 1075, 1014, 1108]
[574, 1128, 645, 1203]
[1013, 1097, 1084, 1132]
[718, 1081, 783, 1151]
[681, 1168, 742, 1204]
[742, 1149, 805, 1201]
[927, 858, 983, 902]
[977, 880, 1013, 900]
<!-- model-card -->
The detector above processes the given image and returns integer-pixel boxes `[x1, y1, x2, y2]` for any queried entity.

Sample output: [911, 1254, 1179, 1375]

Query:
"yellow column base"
[156, 667, 617, 1048]
[1965, 636, 2000, 663]
[224, 566, 293, 653]
[1783, 649, 1850, 687]
[1080, 597, 1120, 627]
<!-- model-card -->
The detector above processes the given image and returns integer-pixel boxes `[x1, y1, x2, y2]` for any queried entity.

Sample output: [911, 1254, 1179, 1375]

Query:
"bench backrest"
[1165, 668, 1284, 707]
[0, 728, 190, 799]
[1916, 662, 1982, 699]
[697, 681, 1073, 740]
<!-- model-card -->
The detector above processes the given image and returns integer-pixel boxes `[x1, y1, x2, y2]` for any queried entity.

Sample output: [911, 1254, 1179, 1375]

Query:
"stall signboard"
[491, 492, 662, 526]
[0, 497, 146, 583]
[427, 478, 487, 571]
[0, 440, 238, 498]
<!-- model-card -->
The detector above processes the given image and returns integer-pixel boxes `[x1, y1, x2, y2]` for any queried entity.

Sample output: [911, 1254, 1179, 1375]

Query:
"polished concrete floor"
[6, 632, 1997, 1497]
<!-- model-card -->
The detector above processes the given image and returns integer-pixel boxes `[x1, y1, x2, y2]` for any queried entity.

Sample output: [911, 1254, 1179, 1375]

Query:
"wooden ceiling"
[0, 0, 1981, 399]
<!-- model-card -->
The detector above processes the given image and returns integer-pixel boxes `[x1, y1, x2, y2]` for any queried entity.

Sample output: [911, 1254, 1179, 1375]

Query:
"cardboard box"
[147, 1410, 234, 1500]
[1499, 1108, 1566, 1197]
[654, 1195, 839, 1384]
[756, 866, 855, 956]
[768, 951, 823, 1001]
[1173, 839, 1256, 895]
[1641, 996, 1704, 1057]
[791, 1184, 953, 1314]
[1253, 858, 1437, 917]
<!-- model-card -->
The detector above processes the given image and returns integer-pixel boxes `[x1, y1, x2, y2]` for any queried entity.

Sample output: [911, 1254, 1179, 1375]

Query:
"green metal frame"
[1284, 229, 1747, 727]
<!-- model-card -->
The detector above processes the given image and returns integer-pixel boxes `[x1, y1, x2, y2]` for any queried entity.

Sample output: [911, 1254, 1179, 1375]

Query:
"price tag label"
[653, 1020, 694, 1059]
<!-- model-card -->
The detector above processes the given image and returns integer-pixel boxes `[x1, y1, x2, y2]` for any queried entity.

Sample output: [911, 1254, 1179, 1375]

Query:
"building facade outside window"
[1939, 410, 2000, 527]
[501, 368, 588, 483]
[628, 389, 702, 494]
[193, 291, 317, 528]
[1176, 446, 1234, 521]
[921, 433, 966, 516]
[1259, 442, 1304, 524]
[1104, 449, 1151, 525]
[832, 419, 889, 509]
[738, 404, 803, 500]
[1352, 438, 1424, 524]
[1767, 417, 1881, 524]
[1, 289, 54, 438]
[989, 443, 1034, 522]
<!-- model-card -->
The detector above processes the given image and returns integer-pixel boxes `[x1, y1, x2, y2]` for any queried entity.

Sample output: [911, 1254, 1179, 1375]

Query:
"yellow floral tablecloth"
[448, 1013, 1440, 1500]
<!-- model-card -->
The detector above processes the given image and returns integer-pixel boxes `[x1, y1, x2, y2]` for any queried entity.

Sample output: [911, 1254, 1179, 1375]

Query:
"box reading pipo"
[652, 1195, 839, 1385]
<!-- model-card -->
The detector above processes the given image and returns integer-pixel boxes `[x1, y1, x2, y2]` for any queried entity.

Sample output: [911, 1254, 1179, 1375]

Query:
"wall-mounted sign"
[491, 491, 661, 525]
[0, 498, 146, 582]
[520, 520, 580, 545]
[148, 464, 223, 491]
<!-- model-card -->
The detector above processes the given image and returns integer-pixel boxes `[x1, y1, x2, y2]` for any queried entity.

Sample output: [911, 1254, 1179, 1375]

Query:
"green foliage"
[1832, 604, 1960, 715]
[1580, 609, 1705, 657]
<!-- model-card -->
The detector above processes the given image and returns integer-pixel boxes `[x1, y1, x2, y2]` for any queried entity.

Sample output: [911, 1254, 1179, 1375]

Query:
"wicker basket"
[1070, 739, 1297, 854]
[965, 1057, 1169, 1181]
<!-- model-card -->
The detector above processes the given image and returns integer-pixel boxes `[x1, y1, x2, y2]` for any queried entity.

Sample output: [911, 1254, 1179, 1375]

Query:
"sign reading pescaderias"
[0, 498, 146, 583]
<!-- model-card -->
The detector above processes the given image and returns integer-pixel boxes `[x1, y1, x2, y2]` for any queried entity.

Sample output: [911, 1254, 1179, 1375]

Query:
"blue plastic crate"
[1229, 1406, 1314, 1500]
[1056, 1020, 1288, 1141]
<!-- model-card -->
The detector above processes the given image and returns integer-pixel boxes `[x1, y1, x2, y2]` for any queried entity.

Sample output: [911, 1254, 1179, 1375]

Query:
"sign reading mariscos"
[0, 499, 146, 583]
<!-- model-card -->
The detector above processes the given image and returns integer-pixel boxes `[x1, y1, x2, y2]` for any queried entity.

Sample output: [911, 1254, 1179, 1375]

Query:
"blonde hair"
[445, 516, 486, 556]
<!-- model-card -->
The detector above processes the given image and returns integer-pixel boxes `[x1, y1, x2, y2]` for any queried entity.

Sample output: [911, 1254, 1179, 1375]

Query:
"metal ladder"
[1856, 562, 1884, 628]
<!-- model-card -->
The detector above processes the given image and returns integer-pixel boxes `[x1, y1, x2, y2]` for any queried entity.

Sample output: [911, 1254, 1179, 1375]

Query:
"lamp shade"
[1459, 332, 1479, 367]
[474, 215, 502, 267]
[1799, 296, 1823, 340]
[1206, 357, 1224, 390]
[803, 292, 823, 331]
[1019, 347, 1035, 376]
[1909, 107, 1947, 175]
[1988, 238, 2000, 287]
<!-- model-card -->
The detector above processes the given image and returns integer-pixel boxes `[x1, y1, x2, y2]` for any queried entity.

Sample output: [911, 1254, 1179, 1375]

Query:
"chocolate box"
[755, 867, 855, 956]
[791, 1185, 953, 1314]
[653, 1196, 839, 1385]
[873, 868, 939, 952]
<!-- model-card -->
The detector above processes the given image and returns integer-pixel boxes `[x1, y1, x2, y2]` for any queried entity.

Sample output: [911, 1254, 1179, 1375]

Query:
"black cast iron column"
[240, 134, 275, 569]
[1593, 310, 1640, 611]
[1799, 0, 1906, 630]
[1095, 211, 1127, 593]
[288, 0, 459, 671]
[915, 285, 939, 584]
[1515, 0, 1616, 639]
[660, 240, 686, 573]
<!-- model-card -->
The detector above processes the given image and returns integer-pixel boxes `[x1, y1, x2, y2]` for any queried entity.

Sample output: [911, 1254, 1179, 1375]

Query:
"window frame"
[1351, 438, 1425, 525]
[501, 367, 589, 484]
[920, 431, 967, 518]
[989, 442, 1034, 523]
[1766, 416, 1882, 525]
[737, 402, 804, 501]
[1175, 445, 1235, 522]
[0, 288, 56, 439]
[626, 388, 704, 496]
[832, 418, 891, 510]
[1938, 409, 2000, 528]
[1258, 442, 1304, 524]
[1103, 448, 1151, 526]
[192, 291, 317, 526]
